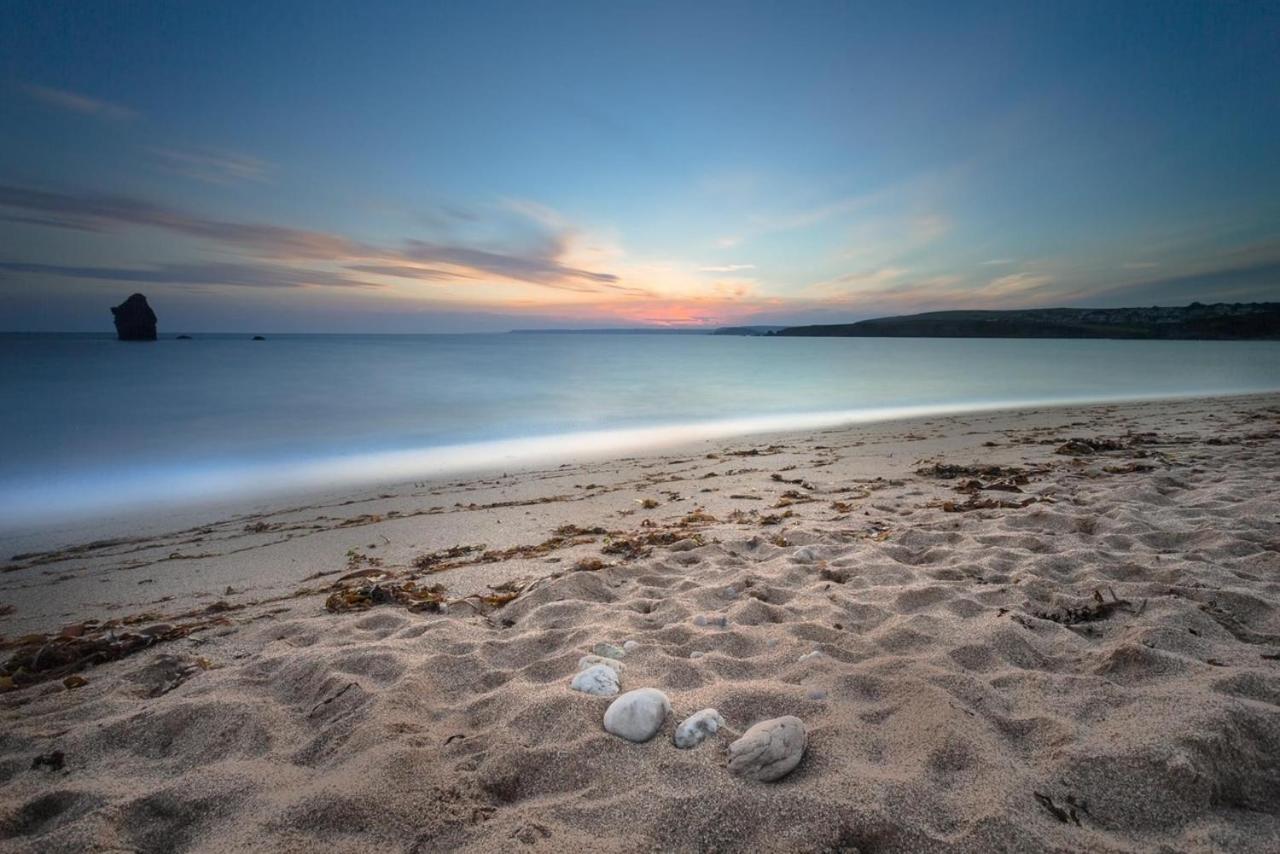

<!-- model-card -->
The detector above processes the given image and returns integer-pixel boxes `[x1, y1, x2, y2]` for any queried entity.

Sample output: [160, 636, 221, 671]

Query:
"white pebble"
[623, 640, 640, 652]
[570, 664, 620, 697]
[797, 650, 824, 662]
[603, 688, 671, 742]
[690, 651, 705, 659]
[674, 708, 724, 749]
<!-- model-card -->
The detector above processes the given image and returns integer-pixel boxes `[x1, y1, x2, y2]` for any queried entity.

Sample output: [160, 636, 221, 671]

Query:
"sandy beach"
[3, 392, 1280, 852]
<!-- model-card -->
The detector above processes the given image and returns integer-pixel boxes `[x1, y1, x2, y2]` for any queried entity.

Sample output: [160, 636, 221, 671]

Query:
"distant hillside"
[508, 328, 709, 335]
[774, 302, 1280, 340]
[712, 325, 788, 336]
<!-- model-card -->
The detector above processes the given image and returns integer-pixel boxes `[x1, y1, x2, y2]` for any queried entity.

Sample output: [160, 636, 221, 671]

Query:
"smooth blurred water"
[3, 333, 1279, 527]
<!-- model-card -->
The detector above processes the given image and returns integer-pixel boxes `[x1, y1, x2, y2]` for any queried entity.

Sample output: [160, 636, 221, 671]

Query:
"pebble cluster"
[567, 637, 807, 781]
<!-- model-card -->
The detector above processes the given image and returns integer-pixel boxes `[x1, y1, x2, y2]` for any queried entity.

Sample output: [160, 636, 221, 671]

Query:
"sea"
[3, 332, 1279, 530]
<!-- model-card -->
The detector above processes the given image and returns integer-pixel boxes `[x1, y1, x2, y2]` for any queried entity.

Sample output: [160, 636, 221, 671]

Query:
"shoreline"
[4, 387, 1276, 541]
[2, 391, 1280, 851]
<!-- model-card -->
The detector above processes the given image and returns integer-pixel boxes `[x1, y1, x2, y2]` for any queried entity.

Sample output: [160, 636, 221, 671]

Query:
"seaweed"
[1033, 791, 1085, 826]
[1, 615, 230, 691]
[916, 462, 1029, 479]
[412, 545, 486, 571]
[1032, 588, 1141, 625]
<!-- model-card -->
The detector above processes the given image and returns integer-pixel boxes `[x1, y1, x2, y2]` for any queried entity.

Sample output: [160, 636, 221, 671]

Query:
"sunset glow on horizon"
[3, 2, 1278, 332]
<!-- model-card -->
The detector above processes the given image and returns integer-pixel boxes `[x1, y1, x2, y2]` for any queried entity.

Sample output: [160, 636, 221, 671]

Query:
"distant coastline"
[507, 302, 1280, 339]
[771, 302, 1280, 340]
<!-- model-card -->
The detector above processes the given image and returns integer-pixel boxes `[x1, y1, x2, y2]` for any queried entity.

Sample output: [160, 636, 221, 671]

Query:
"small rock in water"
[578, 654, 624, 674]
[603, 688, 671, 742]
[571, 664, 620, 696]
[623, 640, 640, 652]
[593, 642, 626, 659]
[727, 716, 807, 782]
[674, 708, 724, 749]
[693, 614, 728, 628]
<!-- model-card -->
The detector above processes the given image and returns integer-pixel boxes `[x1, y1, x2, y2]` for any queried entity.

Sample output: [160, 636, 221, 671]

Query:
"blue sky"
[2, 1, 1278, 331]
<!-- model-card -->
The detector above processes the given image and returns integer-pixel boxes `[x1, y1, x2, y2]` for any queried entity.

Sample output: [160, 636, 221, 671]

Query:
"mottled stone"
[727, 716, 807, 782]
[593, 642, 626, 659]
[578, 654, 624, 674]
[570, 664, 620, 696]
[674, 708, 724, 749]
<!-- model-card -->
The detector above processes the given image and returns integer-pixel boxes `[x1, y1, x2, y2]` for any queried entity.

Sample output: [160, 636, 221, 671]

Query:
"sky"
[1, 1, 1278, 332]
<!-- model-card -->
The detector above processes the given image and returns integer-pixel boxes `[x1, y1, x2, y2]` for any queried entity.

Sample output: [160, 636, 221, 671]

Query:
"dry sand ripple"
[2, 394, 1280, 852]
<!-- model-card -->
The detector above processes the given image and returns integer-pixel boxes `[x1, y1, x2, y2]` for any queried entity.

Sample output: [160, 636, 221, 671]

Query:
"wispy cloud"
[0, 183, 622, 291]
[698, 263, 755, 273]
[20, 84, 136, 120]
[982, 258, 1016, 266]
[0, 260, 380, 289]
[151, 147, 271, 184]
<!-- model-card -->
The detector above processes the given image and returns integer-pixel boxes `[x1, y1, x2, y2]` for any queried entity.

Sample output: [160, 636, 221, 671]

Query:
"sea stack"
[111, 293, 158, 341]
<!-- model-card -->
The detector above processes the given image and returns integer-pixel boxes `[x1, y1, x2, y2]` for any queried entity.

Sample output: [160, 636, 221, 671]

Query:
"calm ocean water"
[3, 333, 1279, 528]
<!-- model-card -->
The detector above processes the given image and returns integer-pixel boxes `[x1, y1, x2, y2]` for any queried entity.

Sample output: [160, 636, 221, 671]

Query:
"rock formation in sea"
[110, 293, 157, 341]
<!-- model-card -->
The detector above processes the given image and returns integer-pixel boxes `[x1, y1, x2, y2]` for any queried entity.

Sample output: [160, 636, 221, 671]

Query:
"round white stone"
[673, 708, 724, 749]
[603, 688, 671, 742]
[570, 664, 620, 697]
[622, 640, 640, 652]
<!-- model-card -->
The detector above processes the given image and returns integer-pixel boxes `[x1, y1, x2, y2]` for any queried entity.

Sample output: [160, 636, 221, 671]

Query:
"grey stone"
[603, 688, 671, 742]
[727, 715, 807, 782]
[673, 708, 724, 749]
[570, 664, 620, 696]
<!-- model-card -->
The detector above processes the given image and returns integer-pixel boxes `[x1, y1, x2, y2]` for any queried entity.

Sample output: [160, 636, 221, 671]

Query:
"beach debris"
[571, 663, 620, 696]
[1033, 791, 1088, 826]
[571, 557, 606, 572]
[578, 654, 624, 674]
[412, 545, 486, 571]
[640, 498, 661, 509]
[1054, 433, 1166, 456]
[31, 751, 65, 772]
[602, 529, 697, 560]
[63, 675, 88, 689]
[727, 716, 807, 782]
[603, 688, 671, 742]
[674, 708, 724, 749]
[1032, 588, 1140, 626]
[592, 642, 626, 659]
[797, 650, 824, 663]
[127, 653, 209, 698]
[0, 614, 231, 691]
[940, 495, 1039, 513]
[915, 462, 1030, 480]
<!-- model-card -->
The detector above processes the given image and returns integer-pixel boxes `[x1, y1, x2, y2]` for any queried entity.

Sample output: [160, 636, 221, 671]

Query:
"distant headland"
[770, 302, 1280, 340]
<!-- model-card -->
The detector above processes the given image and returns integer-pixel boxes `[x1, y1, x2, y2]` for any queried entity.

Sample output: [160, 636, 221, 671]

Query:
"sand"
[2, 393, 1280, 852]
